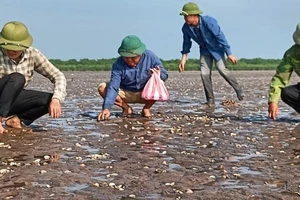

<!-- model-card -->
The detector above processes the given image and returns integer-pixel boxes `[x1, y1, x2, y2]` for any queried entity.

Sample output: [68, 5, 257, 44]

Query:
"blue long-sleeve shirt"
[103, 50, 168, 110]
[181, 15, 232, 61]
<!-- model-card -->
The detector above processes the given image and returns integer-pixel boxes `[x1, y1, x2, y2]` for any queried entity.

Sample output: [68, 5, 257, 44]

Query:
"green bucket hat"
[0, 21, 33, 51]
[118, 35, 146, 57]
[293, 23, 300, 45]
[180, 2, 203, 16]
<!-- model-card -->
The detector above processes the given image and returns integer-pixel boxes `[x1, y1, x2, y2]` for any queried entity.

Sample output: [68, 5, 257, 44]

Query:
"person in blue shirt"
[178, 2, 244, 107]
[97, 35, 168, 120]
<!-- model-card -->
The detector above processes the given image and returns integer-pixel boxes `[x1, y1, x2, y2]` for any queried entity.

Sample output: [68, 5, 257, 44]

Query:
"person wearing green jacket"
[268, 23, 300, 120]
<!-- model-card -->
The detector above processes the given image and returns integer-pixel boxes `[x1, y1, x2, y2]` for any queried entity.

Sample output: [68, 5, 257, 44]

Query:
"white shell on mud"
[44, 155, 50, 160]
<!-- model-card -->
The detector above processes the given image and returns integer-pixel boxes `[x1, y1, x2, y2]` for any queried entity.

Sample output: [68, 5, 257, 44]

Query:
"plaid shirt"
[0, 47, 66, 101]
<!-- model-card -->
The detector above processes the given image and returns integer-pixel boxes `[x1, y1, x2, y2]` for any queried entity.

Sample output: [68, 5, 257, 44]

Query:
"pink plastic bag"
[142, 72, 169, 101]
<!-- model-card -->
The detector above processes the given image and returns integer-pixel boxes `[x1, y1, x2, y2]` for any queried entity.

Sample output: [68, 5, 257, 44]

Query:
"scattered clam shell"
[165, 182, 175, 186]
[33, 159, 41, 164]
[174, 189, 183, 194]
[39, 170, 47, 174]
[75, 143, 82, 147]
[186, 189, 193, 194]
[233, 173, 241, 178]
[0, 168, 10, 174]
[0, 143, 11, 148]
[109, 183, 116, 188]
[44, 155, 50, 160]
[88, 153, 110, 160]
[107, 173, 118, 178]
[93, 183, 100, 187]
[209, 175, 216, 179]
[128, 194, 136, 198]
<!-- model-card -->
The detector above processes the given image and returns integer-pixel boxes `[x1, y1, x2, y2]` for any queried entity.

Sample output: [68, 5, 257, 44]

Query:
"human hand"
[97, 109, 111, 121]
[49, 98, 61, 118]
[268, 102, 279, 120]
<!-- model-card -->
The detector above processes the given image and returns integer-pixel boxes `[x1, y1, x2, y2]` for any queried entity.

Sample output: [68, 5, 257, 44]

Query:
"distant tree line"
[49, 57, 281, 71]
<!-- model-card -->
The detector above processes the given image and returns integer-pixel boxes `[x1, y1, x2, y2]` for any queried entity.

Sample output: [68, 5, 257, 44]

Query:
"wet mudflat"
[1, 71, 300, 200]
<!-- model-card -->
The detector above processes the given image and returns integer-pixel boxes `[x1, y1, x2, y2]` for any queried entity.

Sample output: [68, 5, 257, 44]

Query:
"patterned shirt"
[269, 44, 300, 103]
[0, 47, 66, 101]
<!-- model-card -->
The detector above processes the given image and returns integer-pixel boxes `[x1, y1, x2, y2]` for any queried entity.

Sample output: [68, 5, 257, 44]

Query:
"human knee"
[9, 73, 26, 88]
[281, 87, 293, 102]
[98, 82, 107, 97]
[217, 66, 230, 76]
[39, 93, 53, 106]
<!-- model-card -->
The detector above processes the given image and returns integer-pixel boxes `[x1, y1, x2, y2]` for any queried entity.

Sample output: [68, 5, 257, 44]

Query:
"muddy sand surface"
[1, 71, 300, 200]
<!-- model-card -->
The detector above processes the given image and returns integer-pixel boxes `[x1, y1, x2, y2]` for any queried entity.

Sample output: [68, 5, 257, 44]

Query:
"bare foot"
[122, 106, 133, 117]
[5, 116, 22, 129]
[141, 108, 151, 118]
[0, 125, 7, 134]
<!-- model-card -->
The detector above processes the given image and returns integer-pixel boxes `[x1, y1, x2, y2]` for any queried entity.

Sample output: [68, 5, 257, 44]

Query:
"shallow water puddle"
[168, 163, 184, 172]
[64, 183, 89, 192]
[138, 193, 162, 199]
[237, 167, 262, 175]
[227, 152, 267, 162]
[80, 145, 99, 154]
[218, 180, 247, 189]
[265, 179, 287, 190]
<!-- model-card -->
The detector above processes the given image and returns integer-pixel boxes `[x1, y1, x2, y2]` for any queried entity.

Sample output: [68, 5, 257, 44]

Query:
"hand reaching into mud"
[98, 109, 110, 121]
[49, 98, 61, 118]
[268, 102, 279, 120]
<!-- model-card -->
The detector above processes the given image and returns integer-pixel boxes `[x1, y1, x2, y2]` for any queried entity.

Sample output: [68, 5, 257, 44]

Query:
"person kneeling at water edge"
[98, 35, 168, 120]
[0, 21, 67, 133]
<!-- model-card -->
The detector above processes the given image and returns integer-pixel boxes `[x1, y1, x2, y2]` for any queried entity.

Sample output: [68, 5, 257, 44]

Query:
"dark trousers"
[281, 83, 300, 113]
[0, 73, 52, 125]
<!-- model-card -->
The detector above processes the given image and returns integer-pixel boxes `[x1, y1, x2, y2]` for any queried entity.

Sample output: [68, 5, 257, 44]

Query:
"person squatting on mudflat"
[268, 23, 300, 120]
[178, 2, 244, 107]
[0, 21, 67, 133]
[97, 35, 168, 120]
